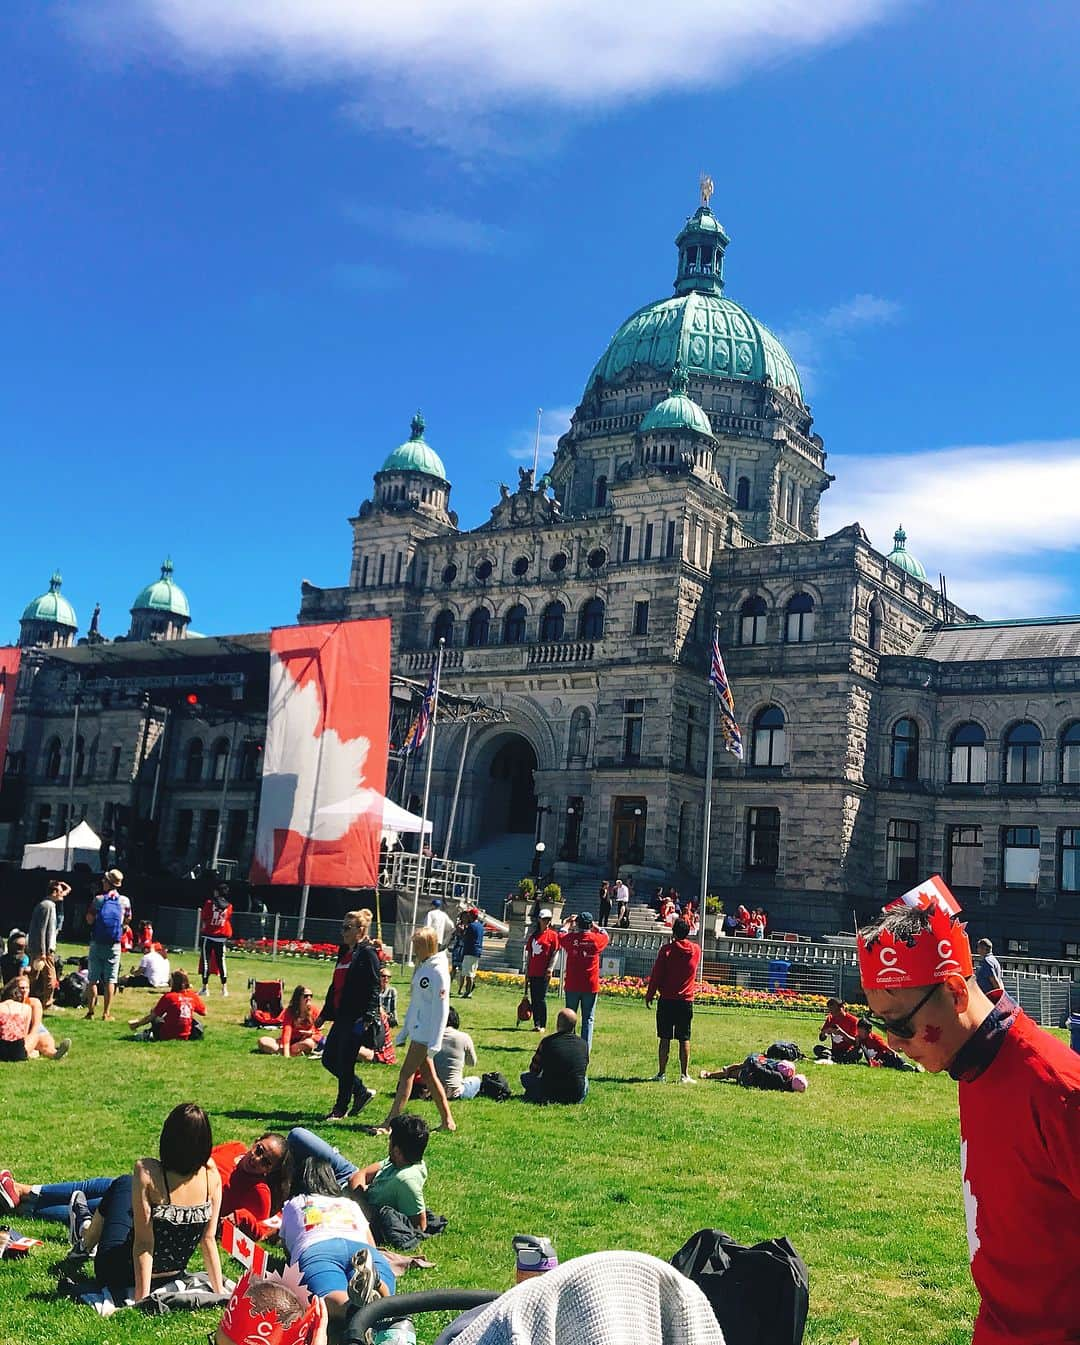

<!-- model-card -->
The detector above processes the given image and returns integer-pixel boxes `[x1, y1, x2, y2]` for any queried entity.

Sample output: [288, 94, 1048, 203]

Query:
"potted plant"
[705, 895, 724, 937]
[541, 882, 564, 925]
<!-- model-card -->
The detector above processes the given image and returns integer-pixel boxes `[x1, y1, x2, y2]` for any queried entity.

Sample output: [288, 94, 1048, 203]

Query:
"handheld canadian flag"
[885, 874, 961, 918]
[252, 619, 390, 888]
[220, 1216, 268, 1276]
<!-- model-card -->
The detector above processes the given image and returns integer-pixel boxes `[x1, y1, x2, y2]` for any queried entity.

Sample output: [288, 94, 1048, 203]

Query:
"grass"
[0, 942, 979, 1345]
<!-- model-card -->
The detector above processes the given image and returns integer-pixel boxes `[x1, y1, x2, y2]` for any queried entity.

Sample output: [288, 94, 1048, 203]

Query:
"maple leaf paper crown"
[219, 1264, 321, 1345]
[857, 874, 974, 990]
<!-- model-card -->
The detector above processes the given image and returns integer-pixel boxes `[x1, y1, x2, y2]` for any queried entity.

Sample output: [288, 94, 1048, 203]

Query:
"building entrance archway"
[487, 737, 538, 836]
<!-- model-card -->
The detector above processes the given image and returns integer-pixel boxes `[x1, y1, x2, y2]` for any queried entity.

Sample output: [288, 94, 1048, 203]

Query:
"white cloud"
[78, 1, 906, 151]
[506, 406, 574, 469]
[344, 203, 514, 254]
[821, 440, 1080, 618]
[778, 292, 901, 394]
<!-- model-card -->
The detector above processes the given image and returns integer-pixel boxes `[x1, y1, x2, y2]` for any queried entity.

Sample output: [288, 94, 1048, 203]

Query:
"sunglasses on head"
[867, 983, 941, 1041]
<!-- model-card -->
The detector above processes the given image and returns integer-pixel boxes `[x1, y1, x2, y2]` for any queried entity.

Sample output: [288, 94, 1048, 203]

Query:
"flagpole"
[698, 615, 720, 959]
[443, 716, 472, 859]
[408, 639, 444, 961]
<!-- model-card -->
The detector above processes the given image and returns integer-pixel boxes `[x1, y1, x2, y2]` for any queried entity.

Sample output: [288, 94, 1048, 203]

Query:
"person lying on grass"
[0, 973, 71, 1060]
[2, 1131, 287, 1239]
[699, 1054, 808, 1092]
[258, 984, 324, 1056]
[127, 969, 206, 1041]
[65, 1101, 224, 1307]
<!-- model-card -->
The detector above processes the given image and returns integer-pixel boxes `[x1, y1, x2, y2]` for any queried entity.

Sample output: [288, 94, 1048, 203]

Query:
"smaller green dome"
[132, 557, 190, 618]
[379, 411, 448, 482]
[22, 571, 77, 628]
[639, 363, 715, 438]
[886, 526, 927, 581]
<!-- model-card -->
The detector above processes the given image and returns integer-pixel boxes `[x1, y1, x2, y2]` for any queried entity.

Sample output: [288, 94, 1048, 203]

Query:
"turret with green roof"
[129, 557, 191, 640]
[19, 571, 78, 648]
[886, 526, 928, 581]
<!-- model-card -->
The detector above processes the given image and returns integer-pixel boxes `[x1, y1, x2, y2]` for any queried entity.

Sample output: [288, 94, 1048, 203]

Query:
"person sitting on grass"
[118, 942, 171, 990]
[700, 1055, 808, 1093]
[0, 930, 29, 985]
[0, 973, 71, 1060]
[855, 1016, 920, 1071]
[521, 1007, 589, 1105]
[213, 1270, 329, 1345]
[378, 967, 398, 1027]
[259, 985, 324, 1056]
[3, 1133, 286, 1240]
[818, 996, 860, 1063]
[353, 1114, 431, 1232]
[128, 969, 206, 1041]
[65, 1101, 224, 1309]
[416, 1005, 480, 1102]
[278, 1157, 396, 1325]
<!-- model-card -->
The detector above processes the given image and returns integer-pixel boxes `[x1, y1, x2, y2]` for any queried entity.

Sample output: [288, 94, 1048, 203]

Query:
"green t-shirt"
[367, 1156, 427, 1217]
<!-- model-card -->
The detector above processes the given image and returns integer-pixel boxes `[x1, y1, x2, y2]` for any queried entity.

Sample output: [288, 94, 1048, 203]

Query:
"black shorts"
[656, 999, 693, 1041]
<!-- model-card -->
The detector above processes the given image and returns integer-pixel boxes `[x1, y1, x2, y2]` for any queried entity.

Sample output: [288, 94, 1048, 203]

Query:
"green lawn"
[0, 943, 978, 1345]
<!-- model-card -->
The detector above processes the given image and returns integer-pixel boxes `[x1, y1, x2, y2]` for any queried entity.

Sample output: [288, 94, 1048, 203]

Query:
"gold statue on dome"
[699, 173, 714, 207]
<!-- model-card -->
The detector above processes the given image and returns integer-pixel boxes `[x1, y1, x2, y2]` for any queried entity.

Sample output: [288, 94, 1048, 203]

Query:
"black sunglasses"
[867, 983, 941, 1041]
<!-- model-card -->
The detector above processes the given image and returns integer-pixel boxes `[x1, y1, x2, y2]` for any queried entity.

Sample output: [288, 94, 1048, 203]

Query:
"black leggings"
[528, 975, 550, 1030]
[323, 1022, 369, 1113]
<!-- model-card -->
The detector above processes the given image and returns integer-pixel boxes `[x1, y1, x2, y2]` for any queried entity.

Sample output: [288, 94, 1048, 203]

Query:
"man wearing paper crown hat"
[857, 875, 1080, 1345]
[215, 1265, 327, 1345]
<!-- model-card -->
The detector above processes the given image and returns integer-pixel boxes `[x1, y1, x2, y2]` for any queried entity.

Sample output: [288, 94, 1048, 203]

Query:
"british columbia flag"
[709, 632, 744, 759]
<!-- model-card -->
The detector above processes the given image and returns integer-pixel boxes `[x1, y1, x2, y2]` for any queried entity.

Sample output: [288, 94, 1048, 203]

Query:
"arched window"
[73, 735, 86, 779]
[752, 705, 787, 767]
[1004, 721, 1041, 784]
[950, 723, 987, 784]
[44, 738, 62, 781]
[431, 609, 454, 647]
[594, 475, 608, 508]
[890, 718, 919, 780]
[1060, 722, 1080, 784]
[502, 604, 526, 644]
[785, 593, 815, 643]
[579, 597, 605, 640]
[739, 596, 767, 646]
[239, 739, 263, 781]
[211, 737, 230, 782]
[185, 737, 204, 784]
[466, 607, 490, 647]
[868, 596, 885, 652]
[568, 707, 591, 762]
[540, 601, 565, 642]
[735, 476, 751, 510]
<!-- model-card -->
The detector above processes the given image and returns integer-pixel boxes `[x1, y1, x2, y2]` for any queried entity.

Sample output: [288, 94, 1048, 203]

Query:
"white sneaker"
[221, 987, 229, 998]
[678, 1074, 698, 1085]
[649, 1072, 667, 1082]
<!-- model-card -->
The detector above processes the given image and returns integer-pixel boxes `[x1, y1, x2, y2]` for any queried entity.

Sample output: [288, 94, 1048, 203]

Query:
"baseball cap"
[538, 908, 553, 919]
[577, 911, 594, 929]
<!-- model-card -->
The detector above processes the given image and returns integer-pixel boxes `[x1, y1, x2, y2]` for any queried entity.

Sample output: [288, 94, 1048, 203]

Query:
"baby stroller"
[244, 977, 285, 1027]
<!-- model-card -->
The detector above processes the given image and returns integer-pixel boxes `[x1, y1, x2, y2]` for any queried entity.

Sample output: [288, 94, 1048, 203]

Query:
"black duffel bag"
[671, 1228, 809, 1345]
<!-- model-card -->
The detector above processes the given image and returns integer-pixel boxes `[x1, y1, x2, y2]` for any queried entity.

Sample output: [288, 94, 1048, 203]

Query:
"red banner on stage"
[251, 619, 390, 888]
[0, 648, 22, 786]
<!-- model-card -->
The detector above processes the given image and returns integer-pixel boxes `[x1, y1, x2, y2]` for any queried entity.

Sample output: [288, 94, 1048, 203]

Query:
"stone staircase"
[459, 833, 538, 912]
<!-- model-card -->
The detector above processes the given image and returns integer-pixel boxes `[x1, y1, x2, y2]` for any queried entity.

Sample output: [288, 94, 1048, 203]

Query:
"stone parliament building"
[4, 195, 1080, 955]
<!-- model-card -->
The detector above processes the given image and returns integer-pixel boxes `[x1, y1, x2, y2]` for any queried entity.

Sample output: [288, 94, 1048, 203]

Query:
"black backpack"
[672, 1229, 809, 1345]
[479, 1071, 511, 1101]
[766, 1041, 803, 1061]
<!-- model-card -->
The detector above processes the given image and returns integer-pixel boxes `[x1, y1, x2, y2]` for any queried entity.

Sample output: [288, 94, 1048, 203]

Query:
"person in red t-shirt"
[199, 885, 234, 998]
[557, 912, 609, 1055]
[855, 1016, 918, 1071]
[522, 909, 560, 1032]
[645, 918, 702, 1083]
[818, 997, 860, 1063]
[859, 894, 1080, 1345]
[257, 984, 324, 1056]
[128, 969, 207, 1041]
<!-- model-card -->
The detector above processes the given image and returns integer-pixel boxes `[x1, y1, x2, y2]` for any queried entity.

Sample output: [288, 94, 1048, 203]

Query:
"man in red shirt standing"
[523, 908, 560, 1032]
[859, 881, 1080, 1345]
[557, 912, 609, 1055]
[644, 917, 701, 1084]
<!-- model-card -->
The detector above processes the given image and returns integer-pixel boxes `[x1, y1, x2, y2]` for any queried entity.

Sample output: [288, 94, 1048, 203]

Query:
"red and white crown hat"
[218, 1263, 322, 1345]
[857, 874, 974, 990]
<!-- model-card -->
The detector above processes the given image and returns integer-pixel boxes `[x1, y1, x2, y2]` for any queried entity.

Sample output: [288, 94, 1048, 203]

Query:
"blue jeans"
[28, 1177, 115, 1223]
[296, 1236, 396, 1298]
[564, 990, 597, 1053]
[288, 1127, 358, 1188]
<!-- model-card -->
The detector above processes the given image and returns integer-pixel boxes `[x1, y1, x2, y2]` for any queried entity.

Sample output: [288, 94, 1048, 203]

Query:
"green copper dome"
[886, 526, 927, 581]
[132, 558, 190, 618]
[22, 571, 77, 628]
[379, 411, 448, 482]
[639, 363, 714, 437]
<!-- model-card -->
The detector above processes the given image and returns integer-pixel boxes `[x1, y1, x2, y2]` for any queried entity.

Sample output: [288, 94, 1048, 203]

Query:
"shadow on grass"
[588, 1075, 654, 1084]
[218, 1107, 310, 1124]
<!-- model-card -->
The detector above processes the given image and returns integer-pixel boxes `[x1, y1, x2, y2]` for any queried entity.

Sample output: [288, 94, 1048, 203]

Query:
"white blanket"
[449, 1251, 726, 1345]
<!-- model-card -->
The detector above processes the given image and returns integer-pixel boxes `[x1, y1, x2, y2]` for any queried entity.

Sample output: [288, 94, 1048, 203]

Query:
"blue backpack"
[93, 893, 125, 945]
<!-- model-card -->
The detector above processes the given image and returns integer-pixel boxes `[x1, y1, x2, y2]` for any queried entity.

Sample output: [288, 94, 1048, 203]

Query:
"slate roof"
[907, 617, 1080, 663]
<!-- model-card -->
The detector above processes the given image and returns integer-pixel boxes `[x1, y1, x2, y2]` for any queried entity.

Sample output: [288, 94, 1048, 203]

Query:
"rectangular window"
[360, 556, 369, 586]
[1005, 938, 1030, 955]
[947, 824, 983, 890]
[746, 807, 780, 871]
[226, 809, 248, 858]
[684, 706, 696, 770]
[395, 552, 403, 583]
[35, 804, 52, 844]
[1002, 826, 1040, 888]
[101, 801, 115, 835]
[633, 601, 649, 636]
[1064, 941, 1080, 959]
[643, 522, 654, 559]
[108, 745, 122, 781]
[622, 698, 644, 762]
[622, 525, 633, 563]
[1060, 827, 1080, 894]
[951, 741, 987, 784]
[377, 554, 386, 586]
[174, 809, 193, 856]
[199, 809, 220, 860]
[886, 819, 919, 885]
[665, 520, 676, 558]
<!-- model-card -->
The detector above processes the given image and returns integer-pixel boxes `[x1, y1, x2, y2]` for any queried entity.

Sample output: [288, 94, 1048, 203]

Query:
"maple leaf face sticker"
[921, 1023, 942, 1044]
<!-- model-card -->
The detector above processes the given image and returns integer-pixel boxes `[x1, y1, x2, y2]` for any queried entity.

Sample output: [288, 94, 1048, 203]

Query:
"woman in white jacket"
[375, 926, 456, 1133]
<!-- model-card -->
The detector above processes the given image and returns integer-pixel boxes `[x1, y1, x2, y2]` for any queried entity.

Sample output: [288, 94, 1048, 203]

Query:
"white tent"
[21, 819, 110, 871]
[317, 790, 433, 844]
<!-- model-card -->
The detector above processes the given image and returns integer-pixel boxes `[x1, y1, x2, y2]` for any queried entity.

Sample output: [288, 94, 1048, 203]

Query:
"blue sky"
[2, 1, 1078, 640]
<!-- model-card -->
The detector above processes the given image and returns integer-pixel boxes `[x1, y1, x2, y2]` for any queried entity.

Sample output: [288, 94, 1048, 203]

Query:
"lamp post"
[531, 841, 546, 880]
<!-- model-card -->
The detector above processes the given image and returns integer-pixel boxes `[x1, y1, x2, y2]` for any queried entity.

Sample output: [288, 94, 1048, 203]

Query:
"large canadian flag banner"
[252, 619, 390, 888]
[0, 648, 21, 786]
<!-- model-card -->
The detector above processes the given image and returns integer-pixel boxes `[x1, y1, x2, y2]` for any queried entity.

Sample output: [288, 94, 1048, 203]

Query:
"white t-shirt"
[425, 907, 455, 947]
[138, 950, 171, 988]
[281, 1193, 372, 1262]
[614, 883, 630, 905]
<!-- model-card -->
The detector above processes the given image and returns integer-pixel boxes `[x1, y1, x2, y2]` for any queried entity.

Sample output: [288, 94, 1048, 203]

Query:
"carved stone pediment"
[482, 469, 562, 529]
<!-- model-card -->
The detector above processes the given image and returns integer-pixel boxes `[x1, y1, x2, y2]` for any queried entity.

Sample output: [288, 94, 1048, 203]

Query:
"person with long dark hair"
[317, 910, 382, 1120]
